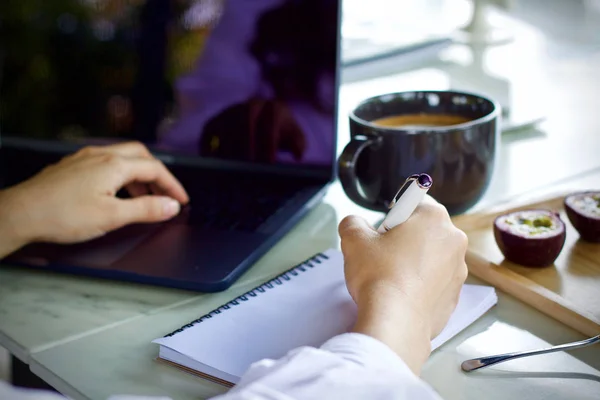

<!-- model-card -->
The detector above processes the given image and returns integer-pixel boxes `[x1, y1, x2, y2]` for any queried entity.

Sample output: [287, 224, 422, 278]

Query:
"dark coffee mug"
[338, 90, 500, 215]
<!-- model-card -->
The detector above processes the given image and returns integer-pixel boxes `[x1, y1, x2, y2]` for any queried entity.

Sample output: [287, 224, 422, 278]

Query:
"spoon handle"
[461, 334, 600, 372]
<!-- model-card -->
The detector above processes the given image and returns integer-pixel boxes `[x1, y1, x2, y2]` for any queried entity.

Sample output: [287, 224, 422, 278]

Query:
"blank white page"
[153, 249, 497, 382]
[432, 284, 498, 350]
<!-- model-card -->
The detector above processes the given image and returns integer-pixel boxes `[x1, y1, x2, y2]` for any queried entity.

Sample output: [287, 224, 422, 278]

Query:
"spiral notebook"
[152, 249, 498, 387]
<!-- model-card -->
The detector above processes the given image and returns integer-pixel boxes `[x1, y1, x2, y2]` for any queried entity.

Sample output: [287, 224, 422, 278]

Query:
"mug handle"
[338, 135, 382, 210]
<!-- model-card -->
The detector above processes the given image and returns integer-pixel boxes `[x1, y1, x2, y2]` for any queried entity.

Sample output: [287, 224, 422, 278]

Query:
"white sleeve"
[210, 333, 443, 400]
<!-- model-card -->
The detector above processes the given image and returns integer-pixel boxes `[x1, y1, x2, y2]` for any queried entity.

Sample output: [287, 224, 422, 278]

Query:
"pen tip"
[417, 173, 433, 188]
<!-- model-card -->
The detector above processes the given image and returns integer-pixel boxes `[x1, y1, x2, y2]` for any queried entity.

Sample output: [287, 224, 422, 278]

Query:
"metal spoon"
[461, 334, 600, 372]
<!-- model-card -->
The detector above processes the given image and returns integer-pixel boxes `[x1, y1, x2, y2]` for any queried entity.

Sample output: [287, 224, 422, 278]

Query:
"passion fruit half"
[564, 191, 600, 242]
[493, 209, 566, 267]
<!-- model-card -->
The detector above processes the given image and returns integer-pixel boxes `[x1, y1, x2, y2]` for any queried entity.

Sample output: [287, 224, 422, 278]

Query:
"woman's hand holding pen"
[338, 195, 469, 375]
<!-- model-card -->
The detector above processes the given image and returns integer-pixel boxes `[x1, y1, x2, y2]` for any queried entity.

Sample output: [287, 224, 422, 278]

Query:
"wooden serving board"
[452, 193, 600, 337]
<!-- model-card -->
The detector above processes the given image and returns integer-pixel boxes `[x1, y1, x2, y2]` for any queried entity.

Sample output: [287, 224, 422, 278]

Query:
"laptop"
[0, 0, 341, 292]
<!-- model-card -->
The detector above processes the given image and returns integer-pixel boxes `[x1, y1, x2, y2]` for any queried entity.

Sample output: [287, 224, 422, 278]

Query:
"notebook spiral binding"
[164, 252, 330, 337]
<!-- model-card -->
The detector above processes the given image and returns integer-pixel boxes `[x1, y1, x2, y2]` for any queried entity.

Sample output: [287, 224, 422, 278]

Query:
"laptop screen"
[0, 0, 340, 169]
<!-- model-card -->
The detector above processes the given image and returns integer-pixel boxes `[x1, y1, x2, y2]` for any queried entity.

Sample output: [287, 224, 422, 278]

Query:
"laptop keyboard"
[181, 178, 305, 232]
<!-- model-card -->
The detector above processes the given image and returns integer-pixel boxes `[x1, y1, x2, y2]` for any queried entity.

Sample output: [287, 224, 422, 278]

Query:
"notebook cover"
[155, 357, 234, 388]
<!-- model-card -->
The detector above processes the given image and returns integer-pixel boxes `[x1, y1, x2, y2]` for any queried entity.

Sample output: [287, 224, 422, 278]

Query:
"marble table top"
[27, 279, 600, 400]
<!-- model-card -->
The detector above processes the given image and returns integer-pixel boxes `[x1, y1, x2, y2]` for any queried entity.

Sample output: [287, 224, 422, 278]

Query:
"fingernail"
[163, 198, 180, 217]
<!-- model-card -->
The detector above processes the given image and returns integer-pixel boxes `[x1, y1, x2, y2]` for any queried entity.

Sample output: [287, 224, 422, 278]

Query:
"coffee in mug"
[372, 114, 473, 128]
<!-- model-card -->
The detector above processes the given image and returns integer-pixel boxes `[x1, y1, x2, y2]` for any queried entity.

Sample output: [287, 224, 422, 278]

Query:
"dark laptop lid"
[0, 0, 341, 178]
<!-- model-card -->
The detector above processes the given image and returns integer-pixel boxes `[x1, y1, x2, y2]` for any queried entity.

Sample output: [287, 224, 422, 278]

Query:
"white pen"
[377, 173, 433, 233]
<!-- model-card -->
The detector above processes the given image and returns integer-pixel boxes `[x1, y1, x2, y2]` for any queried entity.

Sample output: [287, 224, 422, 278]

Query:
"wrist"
[351, 284, 432, 375]
[0, 187, 32, 258]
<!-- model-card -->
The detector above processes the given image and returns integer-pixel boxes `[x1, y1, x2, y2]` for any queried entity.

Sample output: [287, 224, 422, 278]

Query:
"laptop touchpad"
[8, 223, 163, 269]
